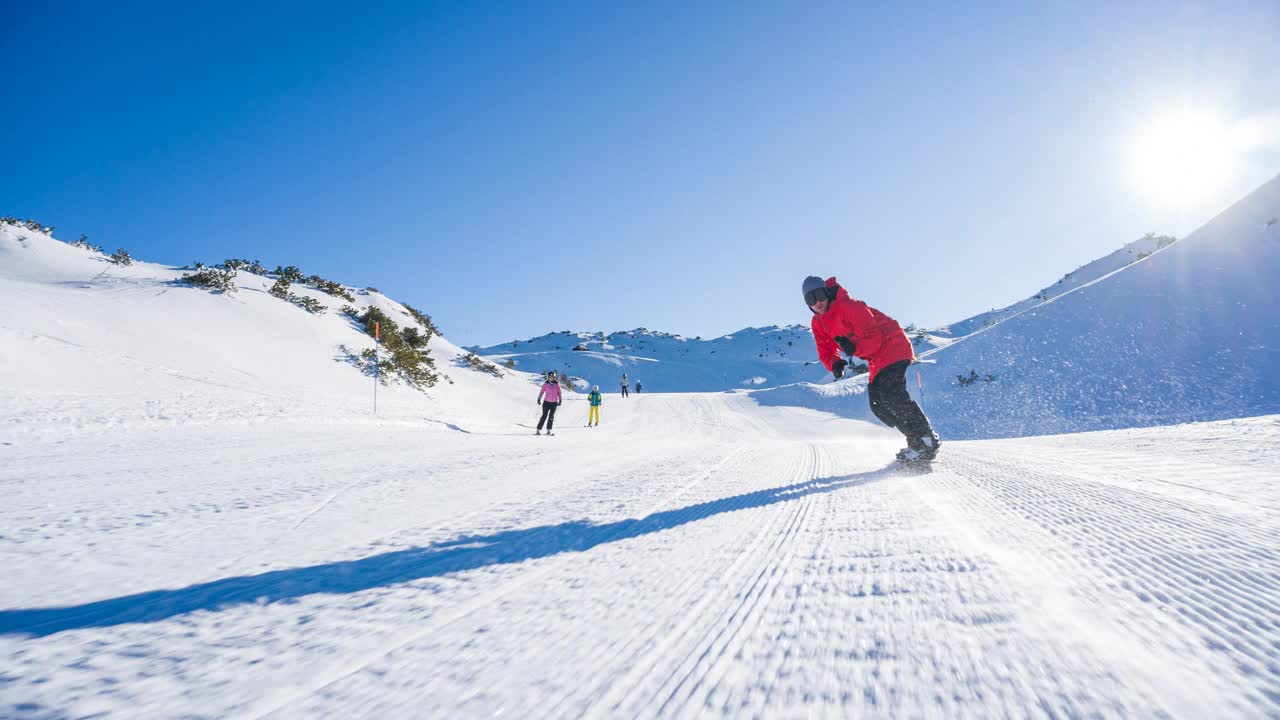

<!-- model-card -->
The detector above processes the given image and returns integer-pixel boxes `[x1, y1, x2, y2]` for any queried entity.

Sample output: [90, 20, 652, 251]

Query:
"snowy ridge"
[932, 232, 1180, 338]
[471, 325, 826, 392]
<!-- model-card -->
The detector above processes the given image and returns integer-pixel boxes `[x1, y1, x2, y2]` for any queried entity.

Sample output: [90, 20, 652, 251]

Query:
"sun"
[1128, 109, 1238, 205]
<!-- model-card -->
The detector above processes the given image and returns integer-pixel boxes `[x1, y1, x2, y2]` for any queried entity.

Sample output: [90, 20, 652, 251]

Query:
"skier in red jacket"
[804, 275, 940, 463]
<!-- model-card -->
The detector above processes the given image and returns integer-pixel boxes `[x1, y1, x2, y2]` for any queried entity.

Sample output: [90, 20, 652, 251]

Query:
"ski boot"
[896, 432, 940, 464]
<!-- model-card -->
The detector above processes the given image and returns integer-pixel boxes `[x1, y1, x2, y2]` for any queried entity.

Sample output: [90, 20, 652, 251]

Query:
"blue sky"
[3, 1, 1278, 346]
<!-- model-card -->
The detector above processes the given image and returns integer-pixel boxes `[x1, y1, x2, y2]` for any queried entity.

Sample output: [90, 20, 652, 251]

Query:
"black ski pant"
[620, 385, 629, 397]
[867, 360, 934, 441]
[537, 401, 559, 431]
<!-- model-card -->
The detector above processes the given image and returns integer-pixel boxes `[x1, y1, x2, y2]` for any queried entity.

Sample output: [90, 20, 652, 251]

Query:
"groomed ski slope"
[3, 393, 1278, 719]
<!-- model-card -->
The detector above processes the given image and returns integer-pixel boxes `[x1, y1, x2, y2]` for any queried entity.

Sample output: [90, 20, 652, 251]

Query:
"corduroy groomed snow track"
[2, 395, 1277, 719]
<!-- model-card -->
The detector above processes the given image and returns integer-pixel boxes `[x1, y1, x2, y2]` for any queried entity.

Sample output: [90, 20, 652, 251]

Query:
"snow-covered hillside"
[933, 232, 1180, 339]
[471, 325, 827, 392]
[0, 221, 542, 443]
[759, 173, 1280, 439]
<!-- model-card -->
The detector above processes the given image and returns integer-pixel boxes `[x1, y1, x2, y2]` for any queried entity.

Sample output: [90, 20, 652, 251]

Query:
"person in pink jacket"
[535, 371, 563, 436]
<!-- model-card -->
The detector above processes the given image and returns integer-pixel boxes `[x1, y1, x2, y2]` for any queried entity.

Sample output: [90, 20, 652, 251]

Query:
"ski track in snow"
[1, 395, 1278, 719]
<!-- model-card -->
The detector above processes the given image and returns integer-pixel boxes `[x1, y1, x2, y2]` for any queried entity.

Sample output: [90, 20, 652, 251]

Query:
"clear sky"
[3, 1, 1278, 346]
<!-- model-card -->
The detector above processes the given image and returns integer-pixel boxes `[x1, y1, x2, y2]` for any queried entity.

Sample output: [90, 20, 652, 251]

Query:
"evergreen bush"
[401, 326, 428, 349]
[402, 303, 439, 339]
[269, 277, 291, 299]
[306, 275, 355, 302]
[181, 267, 238, 293]
[462, 351, 502, 377]
[291, 296, 326, 314]
[71, 234, 103, 253]
[355, 306, 438, 388]
[274, 265, 306, 282]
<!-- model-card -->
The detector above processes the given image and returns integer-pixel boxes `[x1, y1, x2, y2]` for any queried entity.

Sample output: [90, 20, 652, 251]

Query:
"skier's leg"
[537, 402, 552, 431]
[878, 361, 939, 457]
[547, 403, 558, 430]
[867, 369, 904, 430]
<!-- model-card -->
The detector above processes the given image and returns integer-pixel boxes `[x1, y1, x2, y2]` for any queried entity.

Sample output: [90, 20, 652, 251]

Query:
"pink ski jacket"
[538, 381, 562, 403]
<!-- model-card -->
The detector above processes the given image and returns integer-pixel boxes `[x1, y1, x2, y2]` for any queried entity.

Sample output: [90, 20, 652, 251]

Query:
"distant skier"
[635, 381, 643, 393]
[587, 385, 602, 427]
[620, 373, 630, 397]
[536, 371, 562, 435]
[803, 275, 941, 463]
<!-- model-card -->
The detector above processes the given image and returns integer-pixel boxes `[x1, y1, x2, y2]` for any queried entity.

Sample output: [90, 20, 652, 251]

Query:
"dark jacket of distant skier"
[536, 374, 562, 434]
[805, 275, 940, 462]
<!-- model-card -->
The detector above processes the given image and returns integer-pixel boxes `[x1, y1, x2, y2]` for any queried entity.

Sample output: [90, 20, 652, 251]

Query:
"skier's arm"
[812, 321, 840, 372]
[537, 385, 545, 404]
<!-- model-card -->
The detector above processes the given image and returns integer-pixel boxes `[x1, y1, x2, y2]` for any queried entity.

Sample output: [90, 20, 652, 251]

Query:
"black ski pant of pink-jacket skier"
[867, 360, 935, 442]
[537, 401, 558, 431]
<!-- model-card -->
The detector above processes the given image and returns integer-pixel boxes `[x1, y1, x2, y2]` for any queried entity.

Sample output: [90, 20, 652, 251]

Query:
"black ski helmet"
[802, 276, 830, 308]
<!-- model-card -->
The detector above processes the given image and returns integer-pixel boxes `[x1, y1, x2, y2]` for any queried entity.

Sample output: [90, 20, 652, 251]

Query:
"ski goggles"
[805, 288, 829, 307]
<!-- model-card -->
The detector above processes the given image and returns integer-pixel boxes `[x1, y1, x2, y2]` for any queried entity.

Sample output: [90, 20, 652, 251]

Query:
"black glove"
[832, 358, 847, 380]
[557, 401, 562, 406]
[835, 336, 857, 356]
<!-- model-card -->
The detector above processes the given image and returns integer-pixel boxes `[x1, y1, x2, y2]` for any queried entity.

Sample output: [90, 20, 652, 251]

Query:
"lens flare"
[1129, 110, 1238, 205]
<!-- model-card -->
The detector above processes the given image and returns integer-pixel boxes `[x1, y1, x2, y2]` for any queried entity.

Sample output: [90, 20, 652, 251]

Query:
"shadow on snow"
[0, 465, 898, 638]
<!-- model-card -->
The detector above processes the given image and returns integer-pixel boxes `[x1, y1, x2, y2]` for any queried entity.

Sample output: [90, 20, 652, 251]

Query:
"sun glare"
[1129, 110, 1238, 205]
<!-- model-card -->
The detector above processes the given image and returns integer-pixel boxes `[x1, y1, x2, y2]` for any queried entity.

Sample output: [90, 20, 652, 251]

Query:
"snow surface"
[3, 183, 1280, 719]
[3, 396, 1279, 718]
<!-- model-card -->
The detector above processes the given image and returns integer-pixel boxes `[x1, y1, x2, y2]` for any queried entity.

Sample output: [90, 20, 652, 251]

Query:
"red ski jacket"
[810, 277, 914, 382]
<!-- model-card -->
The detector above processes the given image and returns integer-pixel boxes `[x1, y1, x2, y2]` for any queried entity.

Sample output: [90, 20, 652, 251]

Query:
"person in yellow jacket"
[587, 385, 602, 427]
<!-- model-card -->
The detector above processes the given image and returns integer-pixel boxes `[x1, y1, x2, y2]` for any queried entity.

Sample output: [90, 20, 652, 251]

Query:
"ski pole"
[917, 369, 925, 412]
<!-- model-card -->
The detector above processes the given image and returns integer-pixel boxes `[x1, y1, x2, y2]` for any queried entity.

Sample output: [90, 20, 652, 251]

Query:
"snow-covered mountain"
[758, 172, 1280, 439]
[469, 325, 825, 392]
[0, 221, 544, 443]
[470, 231, 1205, 399]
